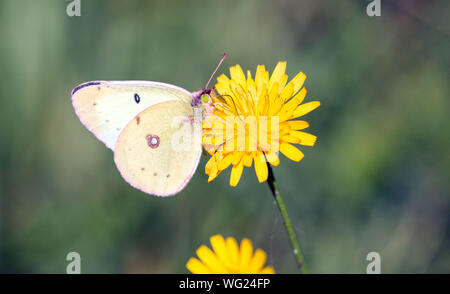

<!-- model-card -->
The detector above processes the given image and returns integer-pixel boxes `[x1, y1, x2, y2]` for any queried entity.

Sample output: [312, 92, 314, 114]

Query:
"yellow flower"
[186, 234, 275, 274]
[202, 61, 320, 186]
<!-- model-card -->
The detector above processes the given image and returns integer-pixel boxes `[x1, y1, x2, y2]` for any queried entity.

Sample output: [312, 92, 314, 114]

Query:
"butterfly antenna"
[205, 53, 227, 89]
[220, 93, 244, 123]
[220, 94, 239, 115]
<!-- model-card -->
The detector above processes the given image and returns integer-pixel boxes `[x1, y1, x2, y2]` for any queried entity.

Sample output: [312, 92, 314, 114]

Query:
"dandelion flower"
[186, 234, 275, 274]
[202, 61, 320, 186]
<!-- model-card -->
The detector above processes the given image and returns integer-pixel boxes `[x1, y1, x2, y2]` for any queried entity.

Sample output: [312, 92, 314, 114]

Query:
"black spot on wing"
[134, 93, 140, 104]
[71, 81, 102, 95]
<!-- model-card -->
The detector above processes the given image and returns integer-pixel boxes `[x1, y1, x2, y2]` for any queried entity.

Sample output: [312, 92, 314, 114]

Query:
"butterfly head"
[191, 88, 216, 119]
[191, 88, 213, 105]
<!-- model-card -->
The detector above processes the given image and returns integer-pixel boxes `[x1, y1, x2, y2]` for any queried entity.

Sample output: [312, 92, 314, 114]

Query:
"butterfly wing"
[114, 100, 202, 196]
[71, 81, 192, 150]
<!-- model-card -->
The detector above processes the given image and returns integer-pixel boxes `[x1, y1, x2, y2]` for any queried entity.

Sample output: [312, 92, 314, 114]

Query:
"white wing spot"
[146, 134, 160, 149]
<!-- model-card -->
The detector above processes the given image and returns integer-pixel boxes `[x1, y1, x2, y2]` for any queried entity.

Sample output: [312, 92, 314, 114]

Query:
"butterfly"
[71, 54, 227, 196]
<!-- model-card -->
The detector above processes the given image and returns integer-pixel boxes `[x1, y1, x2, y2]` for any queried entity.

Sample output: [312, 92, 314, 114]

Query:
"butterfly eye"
[134, 93, 140, 104]
[201, 94, 210, 103]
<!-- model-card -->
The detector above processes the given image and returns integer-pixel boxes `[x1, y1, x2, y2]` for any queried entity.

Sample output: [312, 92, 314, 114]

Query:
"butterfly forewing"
[71, 81, 192, 150]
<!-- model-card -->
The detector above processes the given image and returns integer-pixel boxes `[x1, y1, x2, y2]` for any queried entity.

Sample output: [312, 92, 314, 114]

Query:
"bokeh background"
[0, 0, 449, 273]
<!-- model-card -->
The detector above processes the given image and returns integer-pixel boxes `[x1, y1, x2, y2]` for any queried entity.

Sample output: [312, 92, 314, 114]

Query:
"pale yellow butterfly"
[71, 54, 227, 196]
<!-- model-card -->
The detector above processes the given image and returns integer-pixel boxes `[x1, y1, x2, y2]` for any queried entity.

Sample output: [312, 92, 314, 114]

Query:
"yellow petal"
[247, 249, 267, 274]
[230, 160, 244, 186]
[255, 65, 266, 86]
[226, 237, 240, 273]
[278, 73, 288, 91]
[207, 164, 219, 182]
[218, 153, 233, 171]
[282, 135, 301, 144]
[292, 101, 320, 118]
[280, 142, 304, 162]
[239, 238, 253, 273]
[269, 61, 286, 88]
[216, 74, 230, 88]
[286, 72, 306, 94]
[232, 151, 244, 165]
[291, 87, 307, 105]
[246, 75, 257, 105]
[259, 266, 275, 274]
[202, 134, 214, 148]
[268, 84, 285, 116]
[229, 82, 245, 114]
[286, 120, 309, 130]
[230, 64, 247, 88]
[263, 70, 269, 85]
[196, 245, 228, 274]
[205, 156, 216, 175]
[210, 235, 233, 272]
[265, 150, 280, 166]
[243, 153, 253, 167]
[279, 108, 296, 122]
[279, 88, 308, 121]
[279, 83, 294, 102]
[186, 257, 213, 274]
[254, 152, 268, 183]
[268, 82, 279, 105]
[256, 86, 267, 116]
[289, 131, 317, 146]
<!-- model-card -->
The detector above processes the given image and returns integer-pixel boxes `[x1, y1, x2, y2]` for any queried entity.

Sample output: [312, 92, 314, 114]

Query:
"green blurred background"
[0, 0, 449, 273]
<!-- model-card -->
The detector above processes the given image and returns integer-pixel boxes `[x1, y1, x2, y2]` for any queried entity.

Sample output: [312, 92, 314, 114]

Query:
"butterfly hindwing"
[113, 100, 202, 196]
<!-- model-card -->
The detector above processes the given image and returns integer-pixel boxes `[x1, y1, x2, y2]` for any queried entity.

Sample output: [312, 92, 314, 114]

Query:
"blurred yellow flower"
[186, 234, 275, 274]
[202, 61, 320, 186]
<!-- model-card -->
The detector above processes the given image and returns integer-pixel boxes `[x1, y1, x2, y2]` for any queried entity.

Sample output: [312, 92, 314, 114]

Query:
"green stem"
[267, 163, 308, 274]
